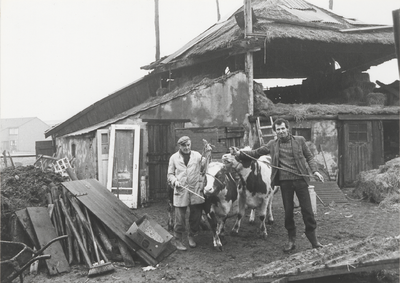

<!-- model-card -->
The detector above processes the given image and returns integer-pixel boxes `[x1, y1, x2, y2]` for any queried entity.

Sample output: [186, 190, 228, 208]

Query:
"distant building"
[0, 117, 50, 153]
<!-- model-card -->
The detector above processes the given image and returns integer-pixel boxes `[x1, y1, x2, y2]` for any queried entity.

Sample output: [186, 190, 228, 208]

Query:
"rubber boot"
[188, 235, 197, 248]
[283, 231, 296, 253]
[305, 231, 323, 249]
[174, 234, 187, 251]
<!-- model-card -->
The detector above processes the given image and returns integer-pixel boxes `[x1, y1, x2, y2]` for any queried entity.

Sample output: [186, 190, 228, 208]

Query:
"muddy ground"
[22, 188, 400, 283]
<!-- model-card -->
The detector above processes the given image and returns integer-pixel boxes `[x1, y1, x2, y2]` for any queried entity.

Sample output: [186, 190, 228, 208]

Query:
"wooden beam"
[393, 9, 400, 75]
[27, 207, 70, 275]
[337, 114, 400, 120]
[340, 25, 393, 33]
[244, 0, 254, 116]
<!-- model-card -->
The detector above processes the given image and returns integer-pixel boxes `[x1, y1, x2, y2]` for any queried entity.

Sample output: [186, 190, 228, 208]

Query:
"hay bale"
[366, 92, 386, 106]
[254, 81, 274, 113]
[352, 158, 400, 207]
[343, 86, 364, 105]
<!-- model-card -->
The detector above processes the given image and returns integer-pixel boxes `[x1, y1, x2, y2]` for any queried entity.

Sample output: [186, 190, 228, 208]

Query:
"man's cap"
[177, 136, 190, 145]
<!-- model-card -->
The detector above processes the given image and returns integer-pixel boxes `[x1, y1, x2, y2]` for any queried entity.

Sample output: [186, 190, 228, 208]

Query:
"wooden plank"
[338, 114, 400, 121]
[62, 179, 176, 266]
[15, 208, 40, 249]
[26, 207, 70, 275]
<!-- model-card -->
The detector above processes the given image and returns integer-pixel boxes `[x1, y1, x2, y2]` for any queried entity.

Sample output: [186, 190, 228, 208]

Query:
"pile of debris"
[231, 236, 400, 282]
[0, 165, 67, 240]
[1, 162, 175, 282]
[353, 157, 400, 211]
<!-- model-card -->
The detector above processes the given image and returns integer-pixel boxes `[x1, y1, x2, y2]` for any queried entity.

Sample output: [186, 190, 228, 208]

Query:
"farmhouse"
[45, 0, 399, 207]
[0, 117, 50, 154]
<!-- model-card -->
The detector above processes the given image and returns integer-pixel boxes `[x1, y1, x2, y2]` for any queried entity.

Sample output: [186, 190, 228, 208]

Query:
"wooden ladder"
[256, 116, 275, 146]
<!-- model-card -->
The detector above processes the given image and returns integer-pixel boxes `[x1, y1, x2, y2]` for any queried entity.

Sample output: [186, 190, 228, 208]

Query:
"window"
[9, 128, 18, 135]
[292, 128, 311, 141]
[10, 140, 17, 152]
[348, 123, 368, 142]
[101, 133, 109, 154]
[71, 144, 76, 157]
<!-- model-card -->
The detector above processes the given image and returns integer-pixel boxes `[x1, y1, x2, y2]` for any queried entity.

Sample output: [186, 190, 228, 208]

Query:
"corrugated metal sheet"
[281, 0, 314, 10]
[280, 5, 340, 24]
[45, 75, 159, 138]
[64, 77, 213, 137]
[343, 18, 369, 26]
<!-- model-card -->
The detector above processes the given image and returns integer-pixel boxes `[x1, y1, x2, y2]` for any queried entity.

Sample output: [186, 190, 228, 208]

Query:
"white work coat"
[167, 150, 205, 207]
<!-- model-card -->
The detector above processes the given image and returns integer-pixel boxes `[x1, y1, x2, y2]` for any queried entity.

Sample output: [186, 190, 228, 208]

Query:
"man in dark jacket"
[230, 118, 324, 252]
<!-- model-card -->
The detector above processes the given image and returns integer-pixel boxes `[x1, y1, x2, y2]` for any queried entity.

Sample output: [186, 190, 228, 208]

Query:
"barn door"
[146, 122, 179, 200]
[107, 124, 140, 208]
[343, 121, 373, 186]
[96, 129, 109, 186]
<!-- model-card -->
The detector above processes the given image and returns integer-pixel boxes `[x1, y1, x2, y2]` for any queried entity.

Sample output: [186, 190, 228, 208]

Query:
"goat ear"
[229, 146, 238, 154]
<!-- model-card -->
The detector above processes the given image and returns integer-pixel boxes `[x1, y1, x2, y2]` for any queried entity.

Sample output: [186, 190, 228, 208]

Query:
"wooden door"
[343, 121, 373, 186]
[96, 129, 109, 186]
[107, 125, 140, 208]
[146, 122, 179, 200]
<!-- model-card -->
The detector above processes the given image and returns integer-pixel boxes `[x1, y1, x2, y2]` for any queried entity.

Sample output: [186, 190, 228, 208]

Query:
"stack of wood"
[47, 184, 126, 267]
[11, 183, 119, 277]
[9, 168, 176, 278]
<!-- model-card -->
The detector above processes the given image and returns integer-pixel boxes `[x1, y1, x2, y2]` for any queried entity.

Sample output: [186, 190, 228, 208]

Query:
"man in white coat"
[167, 136, 211, 251]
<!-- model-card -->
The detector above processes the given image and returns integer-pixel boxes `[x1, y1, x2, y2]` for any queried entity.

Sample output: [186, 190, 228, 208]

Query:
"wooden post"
[154, 0, 160, 61]
[244, 0, 254, 116]
[7, 151, 15, 168]
[140, 175, 147, 207]
[2, 150, 8, 167]
[117, 239, 135, 267]
[216, 0, 221, 21]
[393, 9, 400, 75]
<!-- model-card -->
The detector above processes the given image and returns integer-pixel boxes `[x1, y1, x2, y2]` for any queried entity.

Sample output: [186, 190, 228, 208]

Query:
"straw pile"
[366, 92, 387, 106]
[352, 158, 400, 211]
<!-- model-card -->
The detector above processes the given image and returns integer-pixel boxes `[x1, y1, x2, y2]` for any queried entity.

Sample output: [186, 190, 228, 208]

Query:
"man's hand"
[229, 146, 240, 156]
[202, 139, 213, 152]
[313, 172, 324, 182]
[174, 180, 182, 188]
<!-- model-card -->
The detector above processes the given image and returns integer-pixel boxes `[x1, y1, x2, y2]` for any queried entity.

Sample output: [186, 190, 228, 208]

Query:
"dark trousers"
[174, 203, 203, 239]
[279, 179, 316, 236]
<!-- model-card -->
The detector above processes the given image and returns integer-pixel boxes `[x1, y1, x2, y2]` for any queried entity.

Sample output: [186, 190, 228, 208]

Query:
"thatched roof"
[143, 0, 395, 78]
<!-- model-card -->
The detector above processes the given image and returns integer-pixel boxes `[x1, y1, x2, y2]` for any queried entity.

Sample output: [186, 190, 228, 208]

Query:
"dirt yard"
[22, 188, 400, 283]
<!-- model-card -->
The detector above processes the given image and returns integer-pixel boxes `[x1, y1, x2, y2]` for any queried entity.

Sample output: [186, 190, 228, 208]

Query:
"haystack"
[352, 158, 400, 211]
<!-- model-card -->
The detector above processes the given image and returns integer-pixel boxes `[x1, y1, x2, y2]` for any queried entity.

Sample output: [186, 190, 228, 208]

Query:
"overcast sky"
[1, 0, 399, 124]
